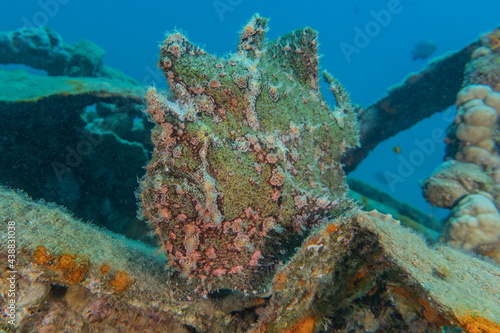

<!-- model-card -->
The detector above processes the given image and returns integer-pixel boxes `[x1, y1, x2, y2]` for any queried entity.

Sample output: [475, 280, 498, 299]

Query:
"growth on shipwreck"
[2, 15, 500, 333]
[138, 14, 360, 297]
[423, 31, 500, 264]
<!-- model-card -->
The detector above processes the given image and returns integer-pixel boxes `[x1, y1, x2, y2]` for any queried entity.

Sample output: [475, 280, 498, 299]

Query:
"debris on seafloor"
[423, 31, 500, 264]
[1, 15, 500, 333]
[411, 40, 437, 60]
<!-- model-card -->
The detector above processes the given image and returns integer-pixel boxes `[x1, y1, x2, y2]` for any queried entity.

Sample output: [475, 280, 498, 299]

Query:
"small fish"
[375, 172, 390, 186]
[393, 145, 401, 154]
[411, 40, 437, 60]
[490, 35, 500, 49]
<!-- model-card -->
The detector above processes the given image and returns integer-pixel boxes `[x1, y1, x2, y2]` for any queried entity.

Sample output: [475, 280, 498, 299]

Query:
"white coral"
[454, 85, 500, 165]
[445, 194, 500, 250]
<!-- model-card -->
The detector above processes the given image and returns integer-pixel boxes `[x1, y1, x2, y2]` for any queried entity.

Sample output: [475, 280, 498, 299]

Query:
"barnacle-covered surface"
[139, 15, 359, 297]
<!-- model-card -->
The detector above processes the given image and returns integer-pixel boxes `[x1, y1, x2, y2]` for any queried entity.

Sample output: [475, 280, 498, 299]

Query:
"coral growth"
[1, 16, 500, 333]
[139, 14, 359, 297]
[465, 28, 500, 91]
[422, 160, 490, 209]
[454, 85, 500, 165]
[110, 271, 131, 292]
[443, 194, 500, 250]
[2, 176, 500, 331]
[0, 59, 150, 243]
[0, 26, 138, 82]
[33, 246, 88, 284]
[423, 41, 500, 263]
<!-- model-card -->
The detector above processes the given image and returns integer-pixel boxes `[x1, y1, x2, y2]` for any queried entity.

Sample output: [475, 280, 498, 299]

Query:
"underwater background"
[2, 0, 499, 219]
[1, 1, 500, 332]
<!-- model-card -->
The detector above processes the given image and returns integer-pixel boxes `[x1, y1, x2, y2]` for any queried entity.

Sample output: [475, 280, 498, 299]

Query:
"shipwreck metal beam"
[342, 38, 483, 173]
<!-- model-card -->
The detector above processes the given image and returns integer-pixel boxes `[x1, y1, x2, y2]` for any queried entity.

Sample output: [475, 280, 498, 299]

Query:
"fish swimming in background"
[354, 0, 361, 14]
[393, 145, 401, 154]
[489, 31, 500, 49]
[411, 40, 437, 60]
[375, 172, 390, 186]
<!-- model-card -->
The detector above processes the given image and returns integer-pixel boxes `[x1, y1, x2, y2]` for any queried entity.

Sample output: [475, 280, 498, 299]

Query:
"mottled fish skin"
[139, 14, 359, 298]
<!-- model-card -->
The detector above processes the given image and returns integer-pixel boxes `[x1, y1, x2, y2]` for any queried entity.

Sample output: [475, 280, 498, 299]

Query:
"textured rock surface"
[443, 194, 500, 250]
[0, 26, 138, 82]
[139, 15, 359, 297]
[2, 187, 500, 332]
[423, 31, 500, 264]
[254, 209, 500, 333]
[0, 68, 152, 243]
[0, 187, 190, 332]
[465, 28, 500, 91]
[422, 160, 491, 209]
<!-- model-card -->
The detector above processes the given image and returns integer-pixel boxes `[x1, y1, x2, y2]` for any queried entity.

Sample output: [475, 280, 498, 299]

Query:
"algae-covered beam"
[252, 209, 500, 333]
[348, 177, 442, 235]
[0, 69, 145, 109]
[2, 187, 500, 332]
[342, 36, 485, 173]
[0, 187, 247, 332]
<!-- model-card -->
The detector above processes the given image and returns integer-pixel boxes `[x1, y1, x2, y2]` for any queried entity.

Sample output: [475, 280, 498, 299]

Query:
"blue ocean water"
[1, 0, 499, 217]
